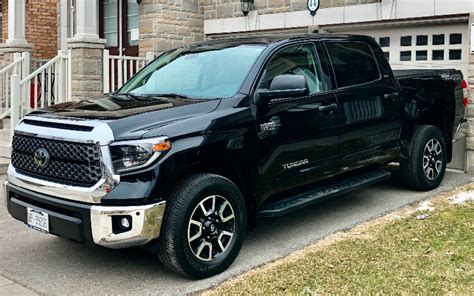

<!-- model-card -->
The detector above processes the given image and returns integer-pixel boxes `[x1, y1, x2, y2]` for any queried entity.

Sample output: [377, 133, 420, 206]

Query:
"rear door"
[255, 42, 341, 199]
[324, 40, 403, 170]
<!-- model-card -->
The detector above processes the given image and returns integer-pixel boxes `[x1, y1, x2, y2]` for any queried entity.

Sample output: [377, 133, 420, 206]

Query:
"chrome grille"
[11, 134, 103, 187]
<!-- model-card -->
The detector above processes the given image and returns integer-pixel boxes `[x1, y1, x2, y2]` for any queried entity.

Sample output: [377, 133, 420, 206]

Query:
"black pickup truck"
[5, 34, 468, 278]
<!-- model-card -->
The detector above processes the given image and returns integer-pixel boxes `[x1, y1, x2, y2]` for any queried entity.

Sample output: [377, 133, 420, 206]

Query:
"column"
[67, 0, 105, 101]
[0, 0, 32, 65]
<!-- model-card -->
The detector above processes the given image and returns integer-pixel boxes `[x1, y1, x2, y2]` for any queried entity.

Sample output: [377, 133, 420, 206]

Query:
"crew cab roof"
[187, 34, 378, 48]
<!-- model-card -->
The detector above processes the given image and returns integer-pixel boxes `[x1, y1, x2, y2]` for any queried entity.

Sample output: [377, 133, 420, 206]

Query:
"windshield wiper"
[144, 93, 197, 100]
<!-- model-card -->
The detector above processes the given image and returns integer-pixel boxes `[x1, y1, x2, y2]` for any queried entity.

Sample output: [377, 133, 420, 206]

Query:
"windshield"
[118, 44, 266, 99]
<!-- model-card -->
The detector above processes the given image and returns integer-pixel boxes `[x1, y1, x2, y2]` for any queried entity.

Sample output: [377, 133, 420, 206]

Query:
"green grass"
[207, 196, 474, 295]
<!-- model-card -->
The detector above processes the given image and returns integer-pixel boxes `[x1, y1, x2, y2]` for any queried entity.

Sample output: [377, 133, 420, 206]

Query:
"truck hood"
[30, 94, 222, 140]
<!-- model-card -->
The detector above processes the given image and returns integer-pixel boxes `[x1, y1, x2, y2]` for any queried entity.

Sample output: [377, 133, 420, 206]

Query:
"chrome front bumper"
[5, 181, 166, 249]
[90, 201, 166, 249]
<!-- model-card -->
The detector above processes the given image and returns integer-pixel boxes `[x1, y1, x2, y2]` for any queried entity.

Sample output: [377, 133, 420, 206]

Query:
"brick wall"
[2, 0, 58, 59]
[139, 0, 205, 56]
[204, 0, 380, 20]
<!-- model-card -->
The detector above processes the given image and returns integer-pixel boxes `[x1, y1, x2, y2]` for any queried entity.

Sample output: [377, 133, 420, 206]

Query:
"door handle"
[384, 92, 400, 100]
[318, 103, 338, 112]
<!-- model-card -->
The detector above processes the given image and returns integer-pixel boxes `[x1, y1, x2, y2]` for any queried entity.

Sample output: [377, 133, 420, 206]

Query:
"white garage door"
[342, 23, 469, 77]
[339, 23, 469, 170]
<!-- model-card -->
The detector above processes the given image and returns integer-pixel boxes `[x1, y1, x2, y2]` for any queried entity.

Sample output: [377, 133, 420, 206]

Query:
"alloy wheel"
[187, 195, 236, 261]
[423, 138, 443, 180]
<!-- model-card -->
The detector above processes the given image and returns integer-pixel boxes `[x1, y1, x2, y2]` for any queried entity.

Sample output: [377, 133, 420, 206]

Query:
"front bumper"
[4, 181, 166, 249]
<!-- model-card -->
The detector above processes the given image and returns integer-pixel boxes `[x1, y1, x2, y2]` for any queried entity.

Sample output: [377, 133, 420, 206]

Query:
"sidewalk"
[0, 275, 39, 295]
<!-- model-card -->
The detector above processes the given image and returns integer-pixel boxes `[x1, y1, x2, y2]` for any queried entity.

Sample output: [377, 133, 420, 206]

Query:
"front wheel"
[157, 173, 247, 278]
[400, 125, 447, 191]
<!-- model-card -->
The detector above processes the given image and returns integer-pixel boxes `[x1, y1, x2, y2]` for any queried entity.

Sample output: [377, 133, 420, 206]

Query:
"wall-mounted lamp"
[241, 0, 254, 16]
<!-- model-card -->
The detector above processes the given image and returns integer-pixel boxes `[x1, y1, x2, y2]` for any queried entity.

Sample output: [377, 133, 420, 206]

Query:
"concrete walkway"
[0, 275, 38, 295]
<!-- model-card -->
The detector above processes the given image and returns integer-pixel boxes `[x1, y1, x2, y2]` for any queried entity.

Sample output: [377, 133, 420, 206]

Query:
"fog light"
[121, 217, 130, 228]
[112, 215, 132, 234]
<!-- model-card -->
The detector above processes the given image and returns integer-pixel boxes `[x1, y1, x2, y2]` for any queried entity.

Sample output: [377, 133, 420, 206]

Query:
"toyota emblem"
[34, 148, 50, 168]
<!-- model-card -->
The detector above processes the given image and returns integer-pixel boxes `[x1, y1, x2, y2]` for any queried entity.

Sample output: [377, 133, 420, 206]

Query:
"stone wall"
[2, 0, 58, 59]
[203, 0, 380, 20]
[139, 0, 205, 56]
[466, 13, 474, 172]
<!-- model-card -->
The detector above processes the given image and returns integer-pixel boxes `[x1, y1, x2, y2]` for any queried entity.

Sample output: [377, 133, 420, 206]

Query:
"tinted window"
[432, 50, 444, 61]
[379, 37, 390, 47]
[384, 52, 390, 60]
[326, 42, 379, 88]
[416, 50, 427, 61]
[401, 36, 412, 46]
[433, 34, 445, 45]
[416, 35, 428, 46]
[400, 51, 411, 61]
[450, 33, 462, 45]
[259, 44, 323, 94]
[449, 49, 462, 60]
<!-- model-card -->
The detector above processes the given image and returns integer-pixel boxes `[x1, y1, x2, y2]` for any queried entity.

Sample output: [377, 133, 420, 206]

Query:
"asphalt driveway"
[0, 168, 472, 295]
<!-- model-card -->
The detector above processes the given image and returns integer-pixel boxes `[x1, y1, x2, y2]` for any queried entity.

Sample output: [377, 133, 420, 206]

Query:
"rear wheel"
[400, 125, 447, 191]
[157, 173, 247, 278]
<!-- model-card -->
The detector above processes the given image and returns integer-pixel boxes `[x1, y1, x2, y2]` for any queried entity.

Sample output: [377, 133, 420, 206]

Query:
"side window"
[258, 44, 323, 95]
[325, 42, 380, 88]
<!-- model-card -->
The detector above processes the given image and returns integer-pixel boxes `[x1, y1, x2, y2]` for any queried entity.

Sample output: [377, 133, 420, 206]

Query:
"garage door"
[336, 23, 469, 170]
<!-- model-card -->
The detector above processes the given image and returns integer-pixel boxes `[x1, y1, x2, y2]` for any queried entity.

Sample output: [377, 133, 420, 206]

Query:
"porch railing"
[10, 50, 71, 137]
[103, 50, 154, 93]
[0, 52, 30, 120]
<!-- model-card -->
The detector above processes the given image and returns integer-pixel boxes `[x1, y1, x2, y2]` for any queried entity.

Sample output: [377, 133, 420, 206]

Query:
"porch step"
[257, 167, 392, 218]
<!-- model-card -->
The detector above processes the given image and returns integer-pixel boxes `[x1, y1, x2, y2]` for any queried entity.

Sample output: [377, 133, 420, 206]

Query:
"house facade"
[0, 0, 473, 171]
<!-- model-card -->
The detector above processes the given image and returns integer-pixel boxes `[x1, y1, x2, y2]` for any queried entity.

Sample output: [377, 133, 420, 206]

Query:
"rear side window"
[325, 42, 380, 88]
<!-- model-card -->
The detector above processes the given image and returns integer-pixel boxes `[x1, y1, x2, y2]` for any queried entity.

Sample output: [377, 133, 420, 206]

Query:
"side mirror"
[256, 74, 308, 104]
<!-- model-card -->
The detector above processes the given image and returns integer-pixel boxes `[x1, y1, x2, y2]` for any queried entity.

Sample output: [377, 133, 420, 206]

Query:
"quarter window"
[259, 44, 323, 95]
[325, 42, 379, 88]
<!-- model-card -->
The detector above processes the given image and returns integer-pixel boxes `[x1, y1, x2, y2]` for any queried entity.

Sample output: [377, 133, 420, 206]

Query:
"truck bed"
[393, 69, 458, 79]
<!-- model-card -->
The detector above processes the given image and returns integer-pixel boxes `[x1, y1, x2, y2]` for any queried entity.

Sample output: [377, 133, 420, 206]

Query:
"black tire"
[400, 125, 447, 191]
[156, 173, 247, 279]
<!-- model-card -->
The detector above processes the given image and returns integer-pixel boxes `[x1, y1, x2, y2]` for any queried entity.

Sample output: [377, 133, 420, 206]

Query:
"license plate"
[27, 207, 49, 234]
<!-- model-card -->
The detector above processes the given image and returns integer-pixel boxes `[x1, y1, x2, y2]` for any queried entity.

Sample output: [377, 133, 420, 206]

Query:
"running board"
[257, 168, 391, 218]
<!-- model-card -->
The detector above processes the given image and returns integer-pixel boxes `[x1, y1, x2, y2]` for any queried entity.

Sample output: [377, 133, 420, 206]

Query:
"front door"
[100, 0, 140, 91]
[100, 0, 139, 56]
[255, 43, 341, 201]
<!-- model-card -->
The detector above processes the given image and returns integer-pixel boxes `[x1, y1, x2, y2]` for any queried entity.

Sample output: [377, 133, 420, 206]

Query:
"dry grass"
[203, 184, 474, 295]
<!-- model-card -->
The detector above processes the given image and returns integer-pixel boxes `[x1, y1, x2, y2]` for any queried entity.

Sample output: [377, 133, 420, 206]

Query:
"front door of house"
[100, 0, 140, 91]
[100, 0, 139, 56]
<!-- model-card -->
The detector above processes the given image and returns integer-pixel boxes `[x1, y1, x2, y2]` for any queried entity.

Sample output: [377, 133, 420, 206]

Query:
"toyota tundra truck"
[4, 34, 468, 278]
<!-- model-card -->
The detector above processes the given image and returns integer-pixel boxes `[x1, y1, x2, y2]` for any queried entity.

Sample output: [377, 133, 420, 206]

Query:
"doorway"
[99, 0, 139, 57]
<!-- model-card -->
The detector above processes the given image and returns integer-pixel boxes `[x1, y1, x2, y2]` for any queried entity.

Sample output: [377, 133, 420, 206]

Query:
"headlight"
[109, 136, 171, 173]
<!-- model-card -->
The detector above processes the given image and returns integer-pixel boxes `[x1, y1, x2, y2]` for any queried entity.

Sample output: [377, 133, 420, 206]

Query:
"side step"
[257, 167, 391, 218]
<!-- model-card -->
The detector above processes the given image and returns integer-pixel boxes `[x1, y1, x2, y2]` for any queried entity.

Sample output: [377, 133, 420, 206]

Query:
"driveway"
[0, 168, 472, 295]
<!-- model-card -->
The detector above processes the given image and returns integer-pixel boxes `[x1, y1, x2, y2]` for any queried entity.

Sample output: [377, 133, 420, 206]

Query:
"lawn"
[205, 186, 474, 295]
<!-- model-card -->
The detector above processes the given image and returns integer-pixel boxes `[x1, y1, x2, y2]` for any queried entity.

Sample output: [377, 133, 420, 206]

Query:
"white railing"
[103, 50, 154, 93]
[10, 50, 71, 137]
[0, 52, 30, 120]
